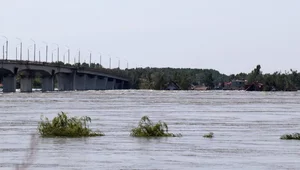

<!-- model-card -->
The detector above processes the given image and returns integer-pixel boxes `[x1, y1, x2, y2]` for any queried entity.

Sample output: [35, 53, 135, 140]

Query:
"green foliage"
[130, 116, 181, 137]
[203, 132, 214, 138]
[38, 112, 104, 137]
[128, 67, 227, 90]
[280, 133, 300, 140]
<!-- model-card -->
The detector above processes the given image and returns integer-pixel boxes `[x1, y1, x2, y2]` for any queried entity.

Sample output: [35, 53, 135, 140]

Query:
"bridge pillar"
[85, 75, 97, 90]
[3, 74, 16, 92]
[42, 76, 54, 92]
[106, 78, 116, 90]
[96, 77, 108, 90]
[120, 81, 124, 89]
[20, 76, 33, 92]
[74, 73, 86, 90]
[57, 73, 74, 91]
[115, 79, 121, 89]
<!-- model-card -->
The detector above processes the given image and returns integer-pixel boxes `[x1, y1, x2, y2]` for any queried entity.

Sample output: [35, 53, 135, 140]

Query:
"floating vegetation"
[280, 133, 300, 140]
[38, 112, 104, 137]
[130, 116, 181, 137]
[203, 132, 214, 138]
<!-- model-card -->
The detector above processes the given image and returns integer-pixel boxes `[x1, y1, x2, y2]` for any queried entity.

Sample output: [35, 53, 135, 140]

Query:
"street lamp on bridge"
[1, 36, 8, 60]
[51, 49, 57, 63]
[88, 50, 92, 67]
[42, 41, 48, 63]
[16, 38, 22, 60]
[27, 45, 33, 61]
[116, 57, 120, 69]
[52, 43, 59, 62]
[65, 46, 70, 64]
[30, 39, 36, 62]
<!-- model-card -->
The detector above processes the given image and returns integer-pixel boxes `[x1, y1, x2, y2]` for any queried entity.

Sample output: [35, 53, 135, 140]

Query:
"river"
[0, 90, 299, 170]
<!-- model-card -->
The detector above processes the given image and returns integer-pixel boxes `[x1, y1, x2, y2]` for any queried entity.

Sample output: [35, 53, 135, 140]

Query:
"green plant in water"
[203, 132, 214, 138]
[280, 133, 300, 140]
[38, 112, 104, 137]
[130, 116, 181, 137]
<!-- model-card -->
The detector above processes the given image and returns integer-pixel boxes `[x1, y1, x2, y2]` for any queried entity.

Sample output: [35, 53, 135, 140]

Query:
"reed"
[203, 132, 214, 138]
[280, 133, 300, 140]
[38, 112, 104, 137]
[130, 116, 181, 137]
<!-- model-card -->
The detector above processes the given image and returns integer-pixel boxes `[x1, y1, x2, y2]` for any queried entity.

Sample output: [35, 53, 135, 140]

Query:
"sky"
[0, 0, 300, 75]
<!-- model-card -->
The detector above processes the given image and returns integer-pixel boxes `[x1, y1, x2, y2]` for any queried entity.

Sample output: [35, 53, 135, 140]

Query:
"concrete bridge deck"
[0, 60, 129, 92]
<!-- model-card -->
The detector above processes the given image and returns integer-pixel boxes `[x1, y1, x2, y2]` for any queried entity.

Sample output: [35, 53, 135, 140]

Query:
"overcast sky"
[0, 0, 299, 74]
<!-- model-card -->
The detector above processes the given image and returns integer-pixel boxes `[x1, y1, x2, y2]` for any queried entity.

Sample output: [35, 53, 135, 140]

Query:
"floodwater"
[0, 90, 300, 170]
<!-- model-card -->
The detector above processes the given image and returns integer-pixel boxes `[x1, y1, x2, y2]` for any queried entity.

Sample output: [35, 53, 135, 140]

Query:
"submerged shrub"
[280, 133, 300, 140]
[38, 112, 104, 137]
[203, 132, 214, 138]
[130, 116, 181, 137]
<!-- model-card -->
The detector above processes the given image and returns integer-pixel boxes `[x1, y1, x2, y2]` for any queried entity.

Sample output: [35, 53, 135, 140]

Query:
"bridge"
[0, 60, 130, 92]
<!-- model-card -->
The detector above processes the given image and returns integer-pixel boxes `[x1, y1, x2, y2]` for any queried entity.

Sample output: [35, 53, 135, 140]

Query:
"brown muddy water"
[0, 90, 300, 170]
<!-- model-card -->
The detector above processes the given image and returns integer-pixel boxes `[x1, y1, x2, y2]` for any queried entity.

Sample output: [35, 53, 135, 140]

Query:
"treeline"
[127, 67, 228, 90]
[229, 65, 300, 91]
[127, 65, 300, 91]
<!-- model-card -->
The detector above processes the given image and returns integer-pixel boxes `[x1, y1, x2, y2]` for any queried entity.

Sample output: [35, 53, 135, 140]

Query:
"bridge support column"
[3, 74, 16, 92]
[120, 81, 124, 89]
[74, 74, 86, 90]
[106, 78, 116, 90]
[85, 75, 97, 90]
[20, 76, 33, 92]
[42, 76, 54, 92]
[115, 80, 121, 89]
[96, 77, 108, 90]
[57, 73, 74, 91]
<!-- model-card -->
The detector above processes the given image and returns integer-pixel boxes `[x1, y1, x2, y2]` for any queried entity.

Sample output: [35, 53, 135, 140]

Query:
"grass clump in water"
[280, 133, 300, 140]
[38, 112, 104, 137]
[203, 132, 214, 138]
[130, 116, 181, 137]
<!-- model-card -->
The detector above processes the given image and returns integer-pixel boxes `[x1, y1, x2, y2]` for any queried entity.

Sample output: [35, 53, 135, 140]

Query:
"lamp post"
[52, 43, 59, 62]
[16, 38, 22, 60]
[98, 53, 102, 67]
[124, 59, 129, 69]
[27, 45, 32, 61]
[78, 49, 81, 64]
[38, 46, 45, 62]
[2, 43, 4, 60]
[115, 57, 120, 69]
[65, 46, 70, 64]
[88, 50, 92, 67]
[42, 41, 48, 62]
[51, 49, 57, 63]
[15, 44, 19, 61]
[109, 56, 111, 69]
[30, 39, 36, 62]
[1, 36, 8, 60]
